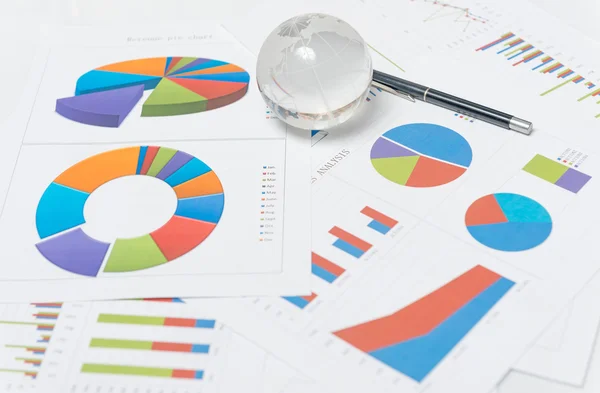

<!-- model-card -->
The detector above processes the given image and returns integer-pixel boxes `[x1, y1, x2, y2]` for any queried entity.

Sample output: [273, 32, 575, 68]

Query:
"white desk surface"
[1, 1, 599, 392]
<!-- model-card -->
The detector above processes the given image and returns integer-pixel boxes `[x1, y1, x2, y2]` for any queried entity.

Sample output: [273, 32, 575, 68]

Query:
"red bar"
[557, 68, 571, 78]
[360, 206, 398, 228]
[329, 226, 372, 252]
[32, 303, 62, 307]
[593, 90, 600, 97]
[573, 76, 584, 83]
[172, 369, 196, 379]
[523, 50, 542, 60]
[164, 317, 196, 327]
[152, 341, 193, 352]
[301, 292, 318, 303]
[312, 252, 345, 276]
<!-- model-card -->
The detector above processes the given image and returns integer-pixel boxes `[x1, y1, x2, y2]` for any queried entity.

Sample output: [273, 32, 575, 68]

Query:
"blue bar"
[507, 46, 533, 60]
[35, 316, 58, 320]
[368, 220, 391, 234]
[194, 319, 216, 329]
[524, 52, 543, 63]
[369, 90, 376, 96]
[282, 296, 309, 309]
[560, 70, 574, 78]
[480, 34, 514, 51]
[191, 344, 210, 353]
[549, 65, 564, 73]
[497, 40, 522, 54]
[311, 264, 337, 283]
[574, 78, 584, 84]
[532, 60, 552, 70]
[333, 239, 365, 258]
[194, 370, 204, 380]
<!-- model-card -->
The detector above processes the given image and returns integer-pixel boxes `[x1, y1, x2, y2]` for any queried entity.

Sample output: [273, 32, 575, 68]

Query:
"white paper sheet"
[0, 24, 311, 302]
[514, 270, 600, 386]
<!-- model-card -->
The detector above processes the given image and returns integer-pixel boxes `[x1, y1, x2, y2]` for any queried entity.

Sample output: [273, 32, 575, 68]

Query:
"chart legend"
[523, 154, 591, 193]
[311, 252, 345, 284]
[361, 206, 398, 235]
[333, 265, 514, 382]
[329, 226, 373, 258]
[56, 57, 250, 127]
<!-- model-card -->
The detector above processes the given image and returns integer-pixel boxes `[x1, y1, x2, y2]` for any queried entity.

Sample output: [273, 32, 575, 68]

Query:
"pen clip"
[371, 81, 416, 103]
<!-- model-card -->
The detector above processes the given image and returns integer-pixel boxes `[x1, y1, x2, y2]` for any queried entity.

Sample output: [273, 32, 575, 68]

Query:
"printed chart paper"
[0, 24, 311, 302]
[0, 299, 307, 393]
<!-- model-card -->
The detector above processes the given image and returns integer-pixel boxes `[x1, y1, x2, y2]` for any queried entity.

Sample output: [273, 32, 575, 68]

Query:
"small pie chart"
[465, 193, 552, 252]
[370, 123, 472, 188]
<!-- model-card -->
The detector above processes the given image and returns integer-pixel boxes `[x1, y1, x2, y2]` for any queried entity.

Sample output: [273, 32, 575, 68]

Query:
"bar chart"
[329, 226, 373, 259]
[0, 303, 63, 381]
[282, 293, 318, 309]
[361, 206, 399, 235]
[476, 32, 600, 119]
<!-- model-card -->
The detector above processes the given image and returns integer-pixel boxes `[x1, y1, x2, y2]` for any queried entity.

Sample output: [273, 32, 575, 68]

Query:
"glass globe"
[256, 13, 373, 130]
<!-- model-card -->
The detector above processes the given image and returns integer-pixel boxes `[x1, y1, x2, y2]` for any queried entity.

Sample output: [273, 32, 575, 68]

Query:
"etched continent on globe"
[256, 13, 373, 130]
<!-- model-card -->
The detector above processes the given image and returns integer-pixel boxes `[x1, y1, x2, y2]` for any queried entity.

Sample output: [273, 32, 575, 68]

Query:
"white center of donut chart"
[83, 175, 177, 243]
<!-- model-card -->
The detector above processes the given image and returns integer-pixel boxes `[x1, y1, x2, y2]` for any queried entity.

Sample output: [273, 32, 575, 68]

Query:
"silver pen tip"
[509, 117, 533, 135]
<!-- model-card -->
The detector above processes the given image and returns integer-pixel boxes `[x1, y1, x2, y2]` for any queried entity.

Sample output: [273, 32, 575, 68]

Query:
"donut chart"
[465, 193, 552, 252]
[370, 123, 472, 187]
[35, 146, 224, 277]
[55, 57, 250, 127]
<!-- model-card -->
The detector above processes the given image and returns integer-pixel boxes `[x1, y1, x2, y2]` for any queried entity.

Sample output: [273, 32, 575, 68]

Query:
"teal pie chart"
[464, 193, 552, 252]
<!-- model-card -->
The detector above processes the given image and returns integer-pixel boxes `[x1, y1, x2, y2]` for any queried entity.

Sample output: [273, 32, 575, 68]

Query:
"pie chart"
[55, 57, 250, 127]
[465, 193, 552, 252]
[35, 146, 224, 277]
[370, 123, 472, 187]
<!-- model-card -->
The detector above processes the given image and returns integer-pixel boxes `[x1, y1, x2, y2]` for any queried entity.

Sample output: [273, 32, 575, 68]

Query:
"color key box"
[523, 154, 591, 193]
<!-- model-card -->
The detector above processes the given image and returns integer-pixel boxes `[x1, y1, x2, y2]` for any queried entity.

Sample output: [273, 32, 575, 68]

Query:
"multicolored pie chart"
[370, 123, 472, 187]
[465, 193, 552, 252]
[35, 146, 224, 277]
[55, 57, 250, 127]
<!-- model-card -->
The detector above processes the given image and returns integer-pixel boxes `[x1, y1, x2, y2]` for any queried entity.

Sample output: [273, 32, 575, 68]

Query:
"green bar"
[0, 320, 39, 326]
[578, 87, 600, 101]
[81, 364, 173, 378]
[6, 345, 46, 351]
[97, 313, 165, 326]
[596, 113, 600, 118]
[90, 338, 153, 350]
[539, 62, 558, 73]
[0, 369, 35, 375]
[541, 76, 578, 96]
[367, 44, 405, 73]
[16, 358, 41, 362]
[504, 43, 528, 57]
[523, 154, 568, 183]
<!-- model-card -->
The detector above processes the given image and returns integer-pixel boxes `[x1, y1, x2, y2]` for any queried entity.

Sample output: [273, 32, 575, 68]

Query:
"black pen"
[371, 69, 533, 135]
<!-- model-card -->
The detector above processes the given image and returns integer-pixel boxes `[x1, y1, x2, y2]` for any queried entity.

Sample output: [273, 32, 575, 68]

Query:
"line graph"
[413, 0, 489, 32]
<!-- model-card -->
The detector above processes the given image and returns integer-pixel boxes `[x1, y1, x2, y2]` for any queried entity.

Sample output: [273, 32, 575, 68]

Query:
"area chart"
[55, 57, 250, 127]
[465, 193, 552, 252]
[35, 146, 224, 276]
[370, 123, 472, 187]
[333, 265, 514, 382]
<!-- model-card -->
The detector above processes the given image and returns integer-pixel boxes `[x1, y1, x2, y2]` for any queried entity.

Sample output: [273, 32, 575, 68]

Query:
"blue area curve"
[369, 277, 514, 382]
[164, 158, 212, 187]
[36, 182, 90, 239]
[175, 193, 224, 224]
[136, 146, 148, 174]
[467, 222, 552, 251]
[178, 72, 251, 84]
[382, 123, 472, 167]
[494, 193, 552, 223]
[170, 59, 228, 75]
[75, 70, 162, 95]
